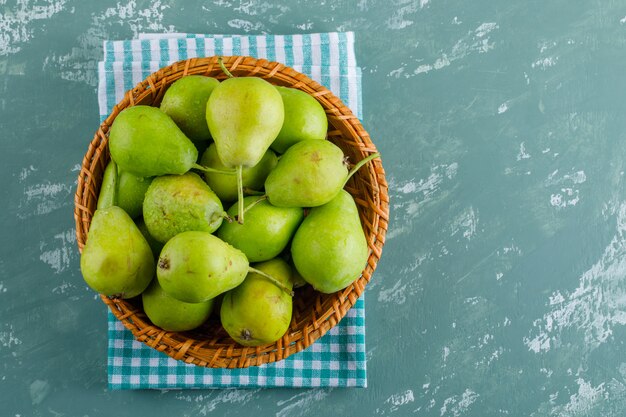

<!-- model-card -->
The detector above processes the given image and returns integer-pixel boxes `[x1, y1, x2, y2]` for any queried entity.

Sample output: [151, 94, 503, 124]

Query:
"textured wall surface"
[2, 1, 626, 416]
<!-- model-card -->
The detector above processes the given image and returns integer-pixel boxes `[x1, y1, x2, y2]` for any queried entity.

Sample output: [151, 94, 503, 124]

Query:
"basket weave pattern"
[74, 56, 389, 368]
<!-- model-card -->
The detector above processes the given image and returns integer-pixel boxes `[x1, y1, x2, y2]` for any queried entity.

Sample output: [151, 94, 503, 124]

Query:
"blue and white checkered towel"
[98, 32, 367, 389]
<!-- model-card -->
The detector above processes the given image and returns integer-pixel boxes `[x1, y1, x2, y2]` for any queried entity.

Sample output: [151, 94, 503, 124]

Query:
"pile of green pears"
[80, 64, 378, 347]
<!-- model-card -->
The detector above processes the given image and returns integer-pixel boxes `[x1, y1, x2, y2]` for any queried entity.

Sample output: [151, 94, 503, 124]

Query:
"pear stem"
[237, 165, 244, 224]
[218, 56, 234, 78]
[248, 267, 294, 296]
[343, 152, 381, 187]
[192, 163, 237, 176]
[235, 195, 268, 222]
[243, 187, 265, 196]
[220, 212, 235, 223]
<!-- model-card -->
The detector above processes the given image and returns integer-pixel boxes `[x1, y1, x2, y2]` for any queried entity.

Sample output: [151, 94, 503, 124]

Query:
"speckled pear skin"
[109, 105, 197, 177]
[160, 75, 219, 141]
[265, 140, 348, 208]
[80, 206, 155, 299]
[142, 279, 214, 332]
[221, 258, 293, 346]
[217, 196, 304, 262]
[200, 143, 278, 203]
[271, 86, 328, 154]
[142, 172, 224, 243]
[206, 77, 284, 168]
[291, 190, 368, 294]
[156, 231, 249, 303]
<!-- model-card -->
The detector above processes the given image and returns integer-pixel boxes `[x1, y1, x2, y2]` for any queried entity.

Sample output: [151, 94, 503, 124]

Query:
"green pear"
[109, 105, 197, 177]
[206, 74, 284, 222]
[97, 160, 118, 210]
[291, 190, 368, 293]
[96, 160, 152, 218]
[290, 267, 308, 289]
[206, 77, 284, 168]
[217, 196, 304, 262]
[80, 206, 154, 298]
[117, 169, 152, 219]
[265, 140, 348, 207]
[200, 143, 277, 203]
[142, 279, 213, 332]
[160, 75, 219, 141]
[143, 172, 225, 243]
[135, 217, 164, 258]
[156, 231, 249, 303]
[271, 86, 328, 154]
[221, 259, 293, 346]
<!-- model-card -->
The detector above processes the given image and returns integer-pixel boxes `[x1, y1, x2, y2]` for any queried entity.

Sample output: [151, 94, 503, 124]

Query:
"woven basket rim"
[74, 55, 389, 368]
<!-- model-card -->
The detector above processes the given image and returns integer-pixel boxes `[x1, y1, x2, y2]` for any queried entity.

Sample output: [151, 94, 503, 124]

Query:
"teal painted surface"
[2, 0, 626, 415]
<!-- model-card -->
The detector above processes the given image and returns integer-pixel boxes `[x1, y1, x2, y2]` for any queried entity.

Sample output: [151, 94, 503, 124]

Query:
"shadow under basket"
[74, 56, 389, 368]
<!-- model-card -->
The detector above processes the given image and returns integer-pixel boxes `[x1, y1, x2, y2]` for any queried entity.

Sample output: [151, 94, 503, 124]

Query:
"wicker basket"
[74, 56, 389, 368]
